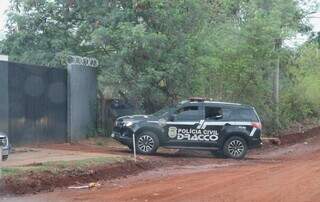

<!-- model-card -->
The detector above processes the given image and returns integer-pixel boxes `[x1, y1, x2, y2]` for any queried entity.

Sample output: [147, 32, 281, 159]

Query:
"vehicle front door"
[164, 103, 204, 147]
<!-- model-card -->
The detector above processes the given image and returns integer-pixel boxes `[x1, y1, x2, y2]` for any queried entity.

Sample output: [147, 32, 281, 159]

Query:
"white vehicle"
[0, 132, 9, 161]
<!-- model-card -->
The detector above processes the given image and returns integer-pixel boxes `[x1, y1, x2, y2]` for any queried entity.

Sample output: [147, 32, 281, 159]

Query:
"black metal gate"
[8, 62, 67, 145]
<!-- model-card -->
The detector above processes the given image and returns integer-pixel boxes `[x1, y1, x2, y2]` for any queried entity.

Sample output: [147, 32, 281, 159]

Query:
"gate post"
[0, 61, 9, 135]
[67, 59, 97, 142]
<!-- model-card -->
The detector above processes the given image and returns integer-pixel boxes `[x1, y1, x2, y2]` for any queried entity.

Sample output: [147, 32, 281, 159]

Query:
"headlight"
[125, 121, 133, 127]
[0, 137, 7, 147]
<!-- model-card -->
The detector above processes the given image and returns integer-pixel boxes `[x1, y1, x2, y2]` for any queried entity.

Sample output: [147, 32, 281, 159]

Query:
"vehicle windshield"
[151, 101, 186, 118]
[152, 106, 177, 118]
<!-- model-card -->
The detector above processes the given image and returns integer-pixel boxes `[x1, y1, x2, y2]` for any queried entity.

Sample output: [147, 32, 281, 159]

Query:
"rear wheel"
[223, 136, 247, 159]
[136, 131, 159, 155]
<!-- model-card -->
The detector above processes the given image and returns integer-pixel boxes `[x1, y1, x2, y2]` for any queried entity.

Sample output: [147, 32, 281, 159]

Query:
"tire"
[223, 136, 247, 159]
[2, 155, 8, 161]
[135, 131, 159, 155]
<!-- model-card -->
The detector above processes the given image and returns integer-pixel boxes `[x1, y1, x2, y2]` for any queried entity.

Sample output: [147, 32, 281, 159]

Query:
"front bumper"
[0, 146, 9, 156]
[1, 147, 9, 156]
[111, 130, 133, 146]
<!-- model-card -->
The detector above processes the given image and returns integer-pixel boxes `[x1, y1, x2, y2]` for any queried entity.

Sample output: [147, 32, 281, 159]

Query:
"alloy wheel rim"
[138, 135, 154, 153]
[227, 140, 245, 157]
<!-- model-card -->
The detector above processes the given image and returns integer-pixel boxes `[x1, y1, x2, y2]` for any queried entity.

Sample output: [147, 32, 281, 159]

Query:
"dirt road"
[3, 135, 320, 202]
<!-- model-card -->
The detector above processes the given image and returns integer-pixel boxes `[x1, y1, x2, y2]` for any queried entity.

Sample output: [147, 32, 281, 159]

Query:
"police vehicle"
[112, 98, 262, 159]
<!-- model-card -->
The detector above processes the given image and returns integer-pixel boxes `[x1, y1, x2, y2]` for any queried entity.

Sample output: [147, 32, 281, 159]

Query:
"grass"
[0, 156, 129, 177]
[1, 167, 21, 176]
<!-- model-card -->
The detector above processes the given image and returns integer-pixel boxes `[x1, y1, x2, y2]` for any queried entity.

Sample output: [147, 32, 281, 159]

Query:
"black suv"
[112, 98, 262, 159]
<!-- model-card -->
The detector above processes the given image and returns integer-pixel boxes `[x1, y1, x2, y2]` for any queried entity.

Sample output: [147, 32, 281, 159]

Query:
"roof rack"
[188, 97, 205, 102]
[187, 97, 243, 106]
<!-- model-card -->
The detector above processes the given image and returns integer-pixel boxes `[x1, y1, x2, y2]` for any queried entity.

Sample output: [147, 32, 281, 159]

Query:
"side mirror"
[169, 114, 176, 121]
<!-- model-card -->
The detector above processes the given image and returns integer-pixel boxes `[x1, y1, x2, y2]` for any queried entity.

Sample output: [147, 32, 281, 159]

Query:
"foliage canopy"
[1, 0, 319, 133]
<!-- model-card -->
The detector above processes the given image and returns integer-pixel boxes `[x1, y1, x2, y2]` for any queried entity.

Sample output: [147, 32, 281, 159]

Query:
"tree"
[1, 0, 318, 134]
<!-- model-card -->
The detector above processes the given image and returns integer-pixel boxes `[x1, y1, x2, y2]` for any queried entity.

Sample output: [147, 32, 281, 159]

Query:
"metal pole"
[132, 133, 137, 162]
[275, 54, 280, 127]
[274, 38, 281, 132]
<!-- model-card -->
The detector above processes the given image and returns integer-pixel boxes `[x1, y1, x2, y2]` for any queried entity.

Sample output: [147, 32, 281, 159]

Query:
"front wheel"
[223, 136, 247, 159]
[135, 131, 159, 155]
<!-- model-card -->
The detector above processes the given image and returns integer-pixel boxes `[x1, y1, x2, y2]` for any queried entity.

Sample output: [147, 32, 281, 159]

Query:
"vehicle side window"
[221, 108, 232, 120]
[205, 107, 222, 120]
[228, 108, 259, 121]
[175, 106, 201, 121]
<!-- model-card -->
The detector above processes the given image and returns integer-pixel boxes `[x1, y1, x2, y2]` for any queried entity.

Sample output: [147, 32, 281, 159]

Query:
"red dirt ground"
[0, 160, 164, 195]
[279, 126, 320, 145]
[2, 127, 320, 202]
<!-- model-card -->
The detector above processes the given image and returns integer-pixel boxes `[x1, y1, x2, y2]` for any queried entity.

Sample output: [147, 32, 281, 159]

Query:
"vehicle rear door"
[200, 105, 227, 147]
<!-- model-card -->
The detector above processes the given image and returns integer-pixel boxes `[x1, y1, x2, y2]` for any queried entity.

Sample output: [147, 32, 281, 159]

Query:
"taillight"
[251, 122, 262, 129]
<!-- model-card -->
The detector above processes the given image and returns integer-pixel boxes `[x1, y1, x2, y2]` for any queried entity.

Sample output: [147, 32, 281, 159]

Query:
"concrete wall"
[67, 64, 97, 142]
[0, 62, 8, 134]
